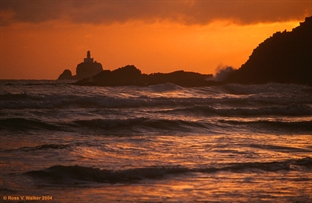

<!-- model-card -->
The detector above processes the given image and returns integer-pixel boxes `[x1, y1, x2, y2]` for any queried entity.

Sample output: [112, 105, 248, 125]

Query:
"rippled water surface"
[0, 80, 311, 202]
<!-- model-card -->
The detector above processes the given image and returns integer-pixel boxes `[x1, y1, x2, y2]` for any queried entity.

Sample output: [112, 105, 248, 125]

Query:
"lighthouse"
[75, 50, 103, 79]
[84, 50, 94, 63]
[57, 50, 103, 80]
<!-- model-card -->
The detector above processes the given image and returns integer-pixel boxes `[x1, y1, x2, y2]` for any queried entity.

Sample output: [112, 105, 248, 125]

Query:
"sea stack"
[58, 51, 103, 80]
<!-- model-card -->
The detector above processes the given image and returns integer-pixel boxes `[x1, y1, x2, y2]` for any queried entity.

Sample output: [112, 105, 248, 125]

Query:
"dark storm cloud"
[0, 0, 66, 25]
[1, 0, 311, 26]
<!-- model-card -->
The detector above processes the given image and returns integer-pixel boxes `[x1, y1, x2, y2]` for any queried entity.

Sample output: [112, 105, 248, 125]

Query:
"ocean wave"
[0, 95, 299, 110]
[25, 157, 312, 184]
[145, 83, 184, 92]
[219, 119, 312, 132]
[247, 144, 312, 153]
[221, 83, 312, 95]
[73, 118, 147, 130]
[73, 117, 208, 132]
[19, 144, 71, 152]
[166, 104, 312, 117]
[0, 92, 30, 101]
[0, 92, 55, 109]
[0, 117, 208, 133]
[0, 93, 201, 109]
[1, 83, 311, 110]
[0, 80, 70, 86]
[0, 116, 208, 133]
[2, 116, 311, 134]
[0, 118, 62, 131]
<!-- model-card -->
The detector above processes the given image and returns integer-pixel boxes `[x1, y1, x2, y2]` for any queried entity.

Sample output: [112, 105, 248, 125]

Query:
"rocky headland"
[226, 16, 312, 85]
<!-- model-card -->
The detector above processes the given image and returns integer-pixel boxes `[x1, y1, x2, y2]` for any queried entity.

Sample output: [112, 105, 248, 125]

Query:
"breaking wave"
[165, 104, 312, 117]
[1, 117, 311, 134]
[219, 120, 312, 132]
[0, 93, 202, 109]
[1, 83, 311, 110]
[73, 117, 208, 133]
[1, 82, 311, 135]
[25, 157, 312, 184]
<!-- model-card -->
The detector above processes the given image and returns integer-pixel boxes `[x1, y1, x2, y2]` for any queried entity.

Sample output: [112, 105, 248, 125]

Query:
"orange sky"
[0, 0, 311, 79]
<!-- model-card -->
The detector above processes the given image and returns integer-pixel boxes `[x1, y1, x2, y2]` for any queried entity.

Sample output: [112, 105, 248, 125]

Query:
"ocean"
[0, 80, 311, 202]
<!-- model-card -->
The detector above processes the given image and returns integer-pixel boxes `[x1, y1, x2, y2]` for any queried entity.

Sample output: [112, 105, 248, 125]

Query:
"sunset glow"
[1, 1, 311, 201]
[0, 0, 311, 79]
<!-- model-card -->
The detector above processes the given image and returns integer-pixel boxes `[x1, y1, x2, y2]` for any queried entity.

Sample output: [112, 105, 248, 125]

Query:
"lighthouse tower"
[84, 50, 94, 63]
[75, 50, 103, 79]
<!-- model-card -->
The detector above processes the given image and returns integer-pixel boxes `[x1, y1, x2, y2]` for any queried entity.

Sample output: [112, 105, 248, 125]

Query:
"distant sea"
[0, 80, 311, 202]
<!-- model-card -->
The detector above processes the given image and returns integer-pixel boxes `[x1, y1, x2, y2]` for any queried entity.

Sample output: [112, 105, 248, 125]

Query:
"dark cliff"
[226, 16, 312, 85]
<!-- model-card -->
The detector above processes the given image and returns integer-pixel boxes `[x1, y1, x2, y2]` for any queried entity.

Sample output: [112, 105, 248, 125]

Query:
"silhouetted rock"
[57, 69, 73, 80]
[75, 65, 216, 87]
[58, 51, 103, 80]
[146, 71, 212, 86]
[226, 16, 312, 85]
[76, 62, 103, 79]
[92, 65, 143, 86]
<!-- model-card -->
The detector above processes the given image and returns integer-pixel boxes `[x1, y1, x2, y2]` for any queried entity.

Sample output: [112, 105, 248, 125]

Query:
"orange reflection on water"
[56, 168, 311, 202]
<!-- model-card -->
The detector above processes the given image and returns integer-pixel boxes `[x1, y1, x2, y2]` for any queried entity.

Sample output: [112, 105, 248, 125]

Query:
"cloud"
[1, 0, 311, 26]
